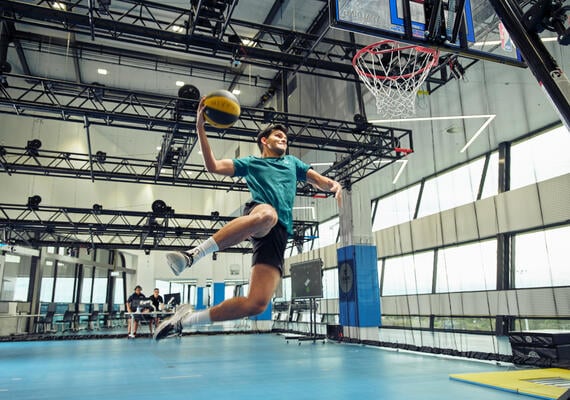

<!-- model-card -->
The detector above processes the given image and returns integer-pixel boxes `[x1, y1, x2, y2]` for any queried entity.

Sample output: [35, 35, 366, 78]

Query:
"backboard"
[331, 0, 524, 66]
[290, 259, 323, 299]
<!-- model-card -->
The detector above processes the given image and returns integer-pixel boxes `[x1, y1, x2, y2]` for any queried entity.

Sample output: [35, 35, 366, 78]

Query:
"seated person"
[148, 288, 164, 334]
[126, 285, 147, 338]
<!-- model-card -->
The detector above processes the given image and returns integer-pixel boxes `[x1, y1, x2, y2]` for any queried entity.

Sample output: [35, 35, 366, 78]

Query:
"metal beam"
[0, 202, 318, 252]
[1, 0, 479, 88]
[0, 74, 413, 186]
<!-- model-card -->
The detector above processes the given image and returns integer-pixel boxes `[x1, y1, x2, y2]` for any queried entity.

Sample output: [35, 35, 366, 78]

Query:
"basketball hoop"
[352, 40, 439, 119]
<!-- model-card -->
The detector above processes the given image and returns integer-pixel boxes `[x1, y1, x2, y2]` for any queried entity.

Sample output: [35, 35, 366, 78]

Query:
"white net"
[353, 40, 439, 119]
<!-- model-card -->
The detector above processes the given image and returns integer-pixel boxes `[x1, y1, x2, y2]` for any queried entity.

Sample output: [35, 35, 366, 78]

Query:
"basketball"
[203, 90, 241, 128]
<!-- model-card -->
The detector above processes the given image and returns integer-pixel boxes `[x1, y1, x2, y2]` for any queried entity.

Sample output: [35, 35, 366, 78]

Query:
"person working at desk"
[126, 285, 146, 339]
[148, 288, 164, 335]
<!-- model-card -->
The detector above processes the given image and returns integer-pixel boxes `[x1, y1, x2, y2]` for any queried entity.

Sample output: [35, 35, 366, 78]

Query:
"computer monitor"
[164, 293, 181, 307]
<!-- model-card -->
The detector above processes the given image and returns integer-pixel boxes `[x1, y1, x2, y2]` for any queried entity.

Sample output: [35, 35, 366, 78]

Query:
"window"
[322, 268, 339, 299]
[0, 254, 31, 301]
[511, 126, 570, 190]
[513, 225, 570, 288]
[382, 251, 434, 295]
[417, 158, 486, 218]
[114, 276, 125, 306]
[40, 260, 55, 303]
[313, 217, 339, 249]
[224, 285, 234, 300]
[81, 266, 93, 304]
[54, 262, 76, 302]
[372, 184, 420, 231]
[436, 240, 497, 293]
[91, 268, 108, 304]
[281, 278, 291, 301]
[95, 249, 111, 264]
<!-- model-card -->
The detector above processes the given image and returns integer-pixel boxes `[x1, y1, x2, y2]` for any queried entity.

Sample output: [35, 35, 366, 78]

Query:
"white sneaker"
[128, 333, 135, 338]
[166, 252, 194, 276]
[153, 304, 193, 341]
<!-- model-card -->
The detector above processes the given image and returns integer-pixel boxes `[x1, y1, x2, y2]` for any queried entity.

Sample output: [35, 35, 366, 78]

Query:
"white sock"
[182, 309, 211, 326]
[188, 237, 219, 262]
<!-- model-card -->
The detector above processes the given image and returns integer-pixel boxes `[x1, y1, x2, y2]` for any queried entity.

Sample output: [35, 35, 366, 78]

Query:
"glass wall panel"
[53, 262, 76, 303]
[436, 240, 497, 293]
[322, 268, 339, 299]
[224, 285, 234, 300]
[281, 278, 291, 301]
[95, 249, 111, 264]
[0, 254, 31, 301]
[511, 126, 570, 190]
[154, 280, 170, 296]
[382, 251, 434, 295]
[80, 266, 93, 304]
[189, 285, 196, 306]
[513, 225, 570, 288]
[40, 260, 55, 303]
[372, 184, 421, 231]
[433, 317, 495, 332]
[417, 158, 485, 218]
[114, 277, 125, 306]
[92, 268, 108, 304]
[313, 217, 339, 249]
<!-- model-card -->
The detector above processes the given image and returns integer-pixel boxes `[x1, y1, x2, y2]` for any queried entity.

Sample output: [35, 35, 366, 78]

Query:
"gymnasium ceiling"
[0, 0, 568, 252]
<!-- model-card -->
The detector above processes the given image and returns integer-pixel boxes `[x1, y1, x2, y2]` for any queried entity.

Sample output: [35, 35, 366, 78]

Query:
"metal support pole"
[487, 0, 570, 129]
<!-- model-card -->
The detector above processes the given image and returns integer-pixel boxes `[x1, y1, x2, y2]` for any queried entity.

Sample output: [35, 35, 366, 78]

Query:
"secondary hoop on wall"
[352, 40, 440, 119]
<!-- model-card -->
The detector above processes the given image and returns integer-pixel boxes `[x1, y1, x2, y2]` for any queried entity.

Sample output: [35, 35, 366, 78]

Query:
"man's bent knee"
[251, 206, 278, 231]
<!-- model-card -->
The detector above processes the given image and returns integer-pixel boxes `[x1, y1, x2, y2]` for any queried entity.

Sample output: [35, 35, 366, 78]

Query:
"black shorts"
[244, 202, 288, 276]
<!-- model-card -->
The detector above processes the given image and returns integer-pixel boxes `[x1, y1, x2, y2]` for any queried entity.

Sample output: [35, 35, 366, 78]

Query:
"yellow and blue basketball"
[203, 90, 241, 128]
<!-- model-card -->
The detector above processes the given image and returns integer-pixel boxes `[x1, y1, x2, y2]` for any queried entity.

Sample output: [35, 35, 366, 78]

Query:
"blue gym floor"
[0, 333, 527, 400]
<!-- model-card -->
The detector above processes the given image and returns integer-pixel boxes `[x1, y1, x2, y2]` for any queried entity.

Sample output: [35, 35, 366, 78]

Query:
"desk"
[125, 311, 174, 334]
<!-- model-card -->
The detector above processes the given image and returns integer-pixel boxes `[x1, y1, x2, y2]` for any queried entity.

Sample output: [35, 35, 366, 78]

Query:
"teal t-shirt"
[232, 155, 311, 235]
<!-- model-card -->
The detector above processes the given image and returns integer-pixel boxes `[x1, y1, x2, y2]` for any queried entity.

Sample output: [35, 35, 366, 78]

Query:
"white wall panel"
[376, 173, 570, 257]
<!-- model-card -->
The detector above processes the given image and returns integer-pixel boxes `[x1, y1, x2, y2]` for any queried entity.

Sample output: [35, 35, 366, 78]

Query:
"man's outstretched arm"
[196, 98, 235, 176]
[306, 169, 343, 207]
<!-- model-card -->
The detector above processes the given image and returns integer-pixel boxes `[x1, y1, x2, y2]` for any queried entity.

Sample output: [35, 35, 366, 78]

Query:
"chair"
[87, 310, 100, 330]
[56, 310, 77, 333]
[35, 311, 56, 333]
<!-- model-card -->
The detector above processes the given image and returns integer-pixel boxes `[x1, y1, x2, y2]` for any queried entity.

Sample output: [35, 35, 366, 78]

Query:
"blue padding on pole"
[251, 301, 272, 321]
[338, 244, 381, 327]
[196, 287, 205, 310]
[213, 282, 225, 306]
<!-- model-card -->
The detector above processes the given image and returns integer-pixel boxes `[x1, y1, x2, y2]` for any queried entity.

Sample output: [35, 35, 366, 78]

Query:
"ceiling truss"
[0, 202, 319, 252]
[0, 74, 413, 188]
[0, 0, 476, 93]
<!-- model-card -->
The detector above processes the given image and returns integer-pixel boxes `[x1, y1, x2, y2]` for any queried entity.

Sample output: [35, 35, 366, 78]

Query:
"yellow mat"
[450, 368, 570, 399]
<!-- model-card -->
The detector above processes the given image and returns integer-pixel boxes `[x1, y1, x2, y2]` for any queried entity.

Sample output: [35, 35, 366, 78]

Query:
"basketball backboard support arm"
[487, 0, 570, 130]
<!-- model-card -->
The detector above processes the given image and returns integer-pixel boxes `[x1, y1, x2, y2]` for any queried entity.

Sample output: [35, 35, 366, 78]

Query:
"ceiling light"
[171, 25, 184, 33]
[232, 89, 241, 95]
[97, 68, 108, 75]
[156, 146, 162, 151]
[241, 38, 256, 47]
[51, 2, 67, 10]
[175, 81, 185, 87]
